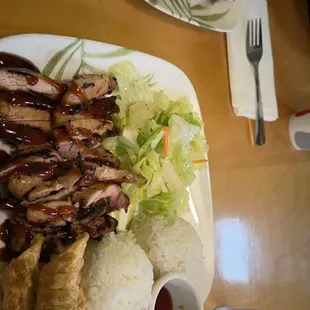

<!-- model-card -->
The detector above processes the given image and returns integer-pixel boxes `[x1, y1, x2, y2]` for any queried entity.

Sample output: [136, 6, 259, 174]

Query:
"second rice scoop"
[131, 215, 204, 279]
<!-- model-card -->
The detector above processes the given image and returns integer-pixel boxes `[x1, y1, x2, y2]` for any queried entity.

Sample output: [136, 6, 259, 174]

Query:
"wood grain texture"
[0, 0, 309, 309]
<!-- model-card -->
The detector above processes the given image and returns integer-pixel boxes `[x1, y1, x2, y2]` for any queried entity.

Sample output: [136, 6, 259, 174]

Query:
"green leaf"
[55, 43, 82, 80]
[193, 9, 229, 22]
[42, 38, 81, 76]
[84, 47, 133, 59]
[148, 0, 158, 4]
[190, 4, 206, 10]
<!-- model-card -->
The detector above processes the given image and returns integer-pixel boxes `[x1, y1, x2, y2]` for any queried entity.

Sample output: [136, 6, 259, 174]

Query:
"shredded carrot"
[192, 159, 208, 164]
[163, 126, 169, 157]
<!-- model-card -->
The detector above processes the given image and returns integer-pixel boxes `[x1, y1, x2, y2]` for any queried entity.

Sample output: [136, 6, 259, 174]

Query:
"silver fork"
[246, 18, 266, 146]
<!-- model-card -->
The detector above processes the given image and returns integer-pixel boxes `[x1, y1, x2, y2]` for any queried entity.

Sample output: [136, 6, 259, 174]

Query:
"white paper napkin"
[226, 0, 278, 121]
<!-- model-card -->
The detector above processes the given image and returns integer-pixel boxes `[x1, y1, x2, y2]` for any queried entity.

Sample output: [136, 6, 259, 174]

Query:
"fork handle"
[253, 63, 266, 146]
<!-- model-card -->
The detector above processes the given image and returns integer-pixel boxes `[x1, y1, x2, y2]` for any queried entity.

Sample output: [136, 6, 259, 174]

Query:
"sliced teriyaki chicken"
[8, 175, 44, 200]
[72, 202, 107, 225]
[82, 147, 120, 168]
[66, 118, 115, 141]
[61, 74, 117, 105]
[52, 128, 78, 159]
[0, 147, 61, 181]
[72, 183, 129, 211]
[52, 107, 89, 128]
[82, 161, 141, 183]
[26, 201, 75, 225]
[0, 68, 67, 99]
[0, 197, 21, 211]
[17, 146, 62, 160]
[23, 167, 80, 204]
[71, 214, 118, 239]
[0, 121, 50, 145]
[0, 91, 54, 110]
[25, 188, 74, 205]
[6, 215, 71, 255]
[0, 52, 40, 72]
[26, 180, 64, 202]
[0, 100, 51, 132]
[53, 96, 119, 130]
[57, 166, 81, 190]
[52, 129, 120, 167]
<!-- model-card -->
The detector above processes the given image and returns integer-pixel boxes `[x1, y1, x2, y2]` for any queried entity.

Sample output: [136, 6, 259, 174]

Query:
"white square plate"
[0, 34, 214, 302]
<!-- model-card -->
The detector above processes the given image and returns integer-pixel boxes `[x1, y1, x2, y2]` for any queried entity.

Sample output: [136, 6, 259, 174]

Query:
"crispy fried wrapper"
[0, 235, 44, 310]
[35, 233, 89, 310]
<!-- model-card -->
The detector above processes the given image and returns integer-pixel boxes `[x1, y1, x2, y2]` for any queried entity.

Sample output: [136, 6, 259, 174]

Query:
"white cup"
[289, 110, 310, 150]
[148, 271, 203, 310]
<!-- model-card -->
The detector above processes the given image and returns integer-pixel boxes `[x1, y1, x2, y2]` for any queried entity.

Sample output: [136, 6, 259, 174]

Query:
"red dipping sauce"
[155, 287, 173, 310]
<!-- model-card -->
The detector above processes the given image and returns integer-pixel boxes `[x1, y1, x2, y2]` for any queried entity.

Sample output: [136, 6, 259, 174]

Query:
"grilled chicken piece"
[0, 121, 50, 145]
[0, 68, 67, 99]
[83, 148, 120, 168]
[87, 96, 120, 118]
[52, 107, 88, 128]
[87, 183, 130, 212]
[24, 188, 74, 205]
[66, 118, 115, 141]
[57, 166, 81, 190]
[72, 183, 129, 211]
[53, 97, 119, 129]
[6, 216, 69, 256]
[0, 91, 54, 110]
[0, 147, 61, 181]
[0, 197, 21, 211]
[61, 74, 117, 105]
[71, 214, 117, 239]
[73, 141, 120, 167]
[0, 52, 40, 72]
[17, 146, 62, 160]
[27, 180, 64, 202]
[8, 175, 44, 200]
[26, 201, 74, 225]
[0, 162, 55, 182]
[52, 129, 120, 166]
[72, 203, 107, 225]
[52, 128, 78, 159]
[0, 100, 51, 132]
[23, 166, 80, 204]
[82, 161, 141, 183]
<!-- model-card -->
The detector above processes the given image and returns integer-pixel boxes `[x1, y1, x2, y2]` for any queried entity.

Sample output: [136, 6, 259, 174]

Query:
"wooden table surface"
[1, 0, 310, 309]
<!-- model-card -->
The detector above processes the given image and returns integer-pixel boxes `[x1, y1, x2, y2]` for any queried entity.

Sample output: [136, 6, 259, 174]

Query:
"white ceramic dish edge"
[149, 271, 203, 310]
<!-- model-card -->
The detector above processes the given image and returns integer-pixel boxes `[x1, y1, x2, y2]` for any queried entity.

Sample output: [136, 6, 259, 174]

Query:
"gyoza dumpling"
[35, 233, 89, 310]
[0, 234, 44, 310]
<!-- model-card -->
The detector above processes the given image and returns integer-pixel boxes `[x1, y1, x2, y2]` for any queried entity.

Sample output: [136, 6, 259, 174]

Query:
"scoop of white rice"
[82, 231, 153, 310]
[131, 215, 203, 279]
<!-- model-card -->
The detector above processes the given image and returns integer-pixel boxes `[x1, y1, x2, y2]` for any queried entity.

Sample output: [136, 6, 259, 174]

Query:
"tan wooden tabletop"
[1, 0, 310, 309]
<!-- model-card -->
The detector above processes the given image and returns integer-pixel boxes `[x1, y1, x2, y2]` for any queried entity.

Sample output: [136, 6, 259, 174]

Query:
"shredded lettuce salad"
[104, 61, 208, 216]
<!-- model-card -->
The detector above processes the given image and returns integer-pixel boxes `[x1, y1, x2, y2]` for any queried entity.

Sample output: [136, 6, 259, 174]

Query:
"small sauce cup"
[149, 271, 203, 310]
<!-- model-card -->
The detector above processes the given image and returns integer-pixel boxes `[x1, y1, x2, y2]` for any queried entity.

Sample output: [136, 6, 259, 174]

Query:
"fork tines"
[246, 18, 263, 48]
